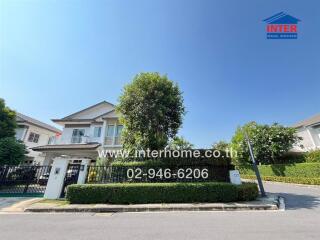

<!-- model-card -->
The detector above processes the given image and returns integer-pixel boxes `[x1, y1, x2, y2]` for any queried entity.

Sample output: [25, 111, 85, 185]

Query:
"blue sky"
[1, 0, 319, 147]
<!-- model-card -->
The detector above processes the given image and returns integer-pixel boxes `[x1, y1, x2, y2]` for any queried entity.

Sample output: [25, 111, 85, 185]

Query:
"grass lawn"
[37, 199, 69, 205]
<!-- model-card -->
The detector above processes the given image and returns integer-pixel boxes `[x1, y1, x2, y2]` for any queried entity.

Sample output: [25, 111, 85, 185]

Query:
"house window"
[115, 125, 123, 145]
[71, 129, 85, 143]
[93, 127, 102, 138]
[105, 125, 115, 145]
[72, 160, 82, 164]
[105, 124, 123, 145]
[48, 136, 55, 144]
[28, 132, 40, 143]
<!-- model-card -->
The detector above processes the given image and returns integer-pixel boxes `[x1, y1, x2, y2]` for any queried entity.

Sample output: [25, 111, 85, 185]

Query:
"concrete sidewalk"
[0, 198, 41, 213]
[25, 195, 281, 213]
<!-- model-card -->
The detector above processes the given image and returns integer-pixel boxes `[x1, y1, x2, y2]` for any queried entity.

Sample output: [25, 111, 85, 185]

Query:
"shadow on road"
[275, 192, 320, 210]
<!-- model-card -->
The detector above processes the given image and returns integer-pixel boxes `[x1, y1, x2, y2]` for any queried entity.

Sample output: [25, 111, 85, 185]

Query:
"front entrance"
[0, 165, 52, 197]
[60, 164, 81, 197]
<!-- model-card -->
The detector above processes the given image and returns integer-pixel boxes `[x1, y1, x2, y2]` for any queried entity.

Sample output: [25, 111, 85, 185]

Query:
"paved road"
[0, 182, 319, 240]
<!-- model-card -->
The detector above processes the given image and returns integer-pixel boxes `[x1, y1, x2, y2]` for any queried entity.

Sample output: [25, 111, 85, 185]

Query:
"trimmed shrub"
[242, 175, 320, 185]
[237, 183, 259, 201]
[237, 163, 320, 178]
[275, 152, 306, 164]
[305, 150, 320, 163]
[66, 182, 258, 204]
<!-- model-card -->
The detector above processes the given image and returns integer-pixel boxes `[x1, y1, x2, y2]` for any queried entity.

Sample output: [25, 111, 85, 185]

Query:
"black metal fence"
[0, 165, 52, 196]
[60, 164, 81, 197]
[86, 165, 234, 184]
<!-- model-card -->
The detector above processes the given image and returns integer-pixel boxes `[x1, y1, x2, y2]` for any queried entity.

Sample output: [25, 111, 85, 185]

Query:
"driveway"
[0, 182, 319, 240]
[0, 197, 31, 210]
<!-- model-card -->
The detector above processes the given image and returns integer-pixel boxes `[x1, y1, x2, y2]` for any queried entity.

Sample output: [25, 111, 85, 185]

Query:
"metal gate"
[60, 164, 81, 197]
[0, 165, 52, 197]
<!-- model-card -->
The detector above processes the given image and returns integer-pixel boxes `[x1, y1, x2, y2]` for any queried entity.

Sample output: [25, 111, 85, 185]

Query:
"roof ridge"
[60, 101, 115, 120]
[16, 112, 61, 133]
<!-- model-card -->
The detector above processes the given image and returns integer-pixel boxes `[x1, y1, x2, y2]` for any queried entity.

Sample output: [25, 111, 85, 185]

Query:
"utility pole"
[243, 130, 266, 197]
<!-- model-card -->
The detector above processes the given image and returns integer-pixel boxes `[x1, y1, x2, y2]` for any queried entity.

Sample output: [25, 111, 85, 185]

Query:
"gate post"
[44, 157, 69, 199]
[77, 159, 90, 184]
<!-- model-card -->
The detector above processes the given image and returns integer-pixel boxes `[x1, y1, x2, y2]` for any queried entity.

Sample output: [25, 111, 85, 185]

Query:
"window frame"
[28, 132, 40, 143]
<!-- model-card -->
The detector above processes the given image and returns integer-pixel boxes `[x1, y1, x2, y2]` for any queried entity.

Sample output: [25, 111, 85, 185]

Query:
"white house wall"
[295, 126, 320, 151]
[23, 124, 58, 164]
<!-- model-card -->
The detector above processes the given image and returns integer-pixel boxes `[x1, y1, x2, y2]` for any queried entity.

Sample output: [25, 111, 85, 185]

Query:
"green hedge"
[237, 163, 320, 178]
[305, 150, 320, 163]
[242, 175, 320, 185]
[66, 182, 258, 204]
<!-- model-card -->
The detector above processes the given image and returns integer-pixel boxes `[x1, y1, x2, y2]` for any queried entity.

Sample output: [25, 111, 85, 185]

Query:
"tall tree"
[168, 136, 194, 150]
[0, 98, 17, 138]
[0, 98, 26, 165]
[117, 72, 185, 150]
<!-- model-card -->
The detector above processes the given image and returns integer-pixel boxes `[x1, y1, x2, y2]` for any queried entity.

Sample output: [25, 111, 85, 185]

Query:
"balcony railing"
[49, 136, 100, 145]
[104, 136, 122, 146]
[48, 135, 122, 146]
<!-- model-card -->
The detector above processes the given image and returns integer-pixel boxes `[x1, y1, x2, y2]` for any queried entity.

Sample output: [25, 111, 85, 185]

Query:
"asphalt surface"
[0, 182, 319, 240]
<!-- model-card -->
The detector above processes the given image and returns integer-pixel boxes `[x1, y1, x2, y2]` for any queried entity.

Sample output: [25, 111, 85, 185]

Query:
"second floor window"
[28, 132, 40, 143]
[105, 125, 115, 145]
[105, 124, 123, 145]
[93, 127, 102, 138]
[48, 136, 55, 144]
[71, 129, 85, 143]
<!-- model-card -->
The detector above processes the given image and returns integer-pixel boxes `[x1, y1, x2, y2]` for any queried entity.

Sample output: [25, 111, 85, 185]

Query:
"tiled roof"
[292, 114, 320, 128]
[16, 112, 61, 133]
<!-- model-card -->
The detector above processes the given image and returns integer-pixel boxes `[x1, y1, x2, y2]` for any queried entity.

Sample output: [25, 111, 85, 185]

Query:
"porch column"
[44, 157, 69, 199]
[100, 120, 107, 146]
[77, 159, 91, 184]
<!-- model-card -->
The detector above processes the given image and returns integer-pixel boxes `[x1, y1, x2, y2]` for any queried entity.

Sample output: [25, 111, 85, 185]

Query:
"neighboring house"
[292, 113, 320, 152]
[32, 101, 123, 165]
[15, 112, 62, 165]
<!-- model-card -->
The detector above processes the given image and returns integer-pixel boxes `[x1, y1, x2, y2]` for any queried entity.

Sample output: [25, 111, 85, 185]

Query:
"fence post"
[44, 157, 69, 199]
[77, 159, 90, 184]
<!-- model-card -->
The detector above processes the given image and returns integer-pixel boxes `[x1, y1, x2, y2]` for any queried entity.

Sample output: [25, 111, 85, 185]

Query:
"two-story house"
[15, 112, 62, 165]
[292, 113, 320, 152]
[32, 101, 123, 165]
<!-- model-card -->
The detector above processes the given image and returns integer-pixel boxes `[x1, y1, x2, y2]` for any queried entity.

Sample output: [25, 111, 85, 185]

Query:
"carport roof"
[32, 143, 100, 151]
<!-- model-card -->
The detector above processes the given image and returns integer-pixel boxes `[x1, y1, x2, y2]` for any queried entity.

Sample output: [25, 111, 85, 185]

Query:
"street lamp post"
[243, 130, 266, 197]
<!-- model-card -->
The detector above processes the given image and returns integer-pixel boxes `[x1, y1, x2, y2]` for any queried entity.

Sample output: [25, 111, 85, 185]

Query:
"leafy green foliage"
[212, 141, 229, 151]
[242, 175, 320, 185]
[0, 137, 27, 165]
[117, 72, 185, 150]
[0, 98, 17, 138]
[168, 136, 194, 150]
[237, 162, 320, 178]
[231, 122, 301, 165]
[66, 182, 258, 204]
[305, 150, 320, 163]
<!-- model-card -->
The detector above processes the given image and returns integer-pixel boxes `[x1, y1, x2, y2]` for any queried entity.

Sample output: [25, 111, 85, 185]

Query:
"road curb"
[25, 197, 281, 213]
[278, 196, 285, 211]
